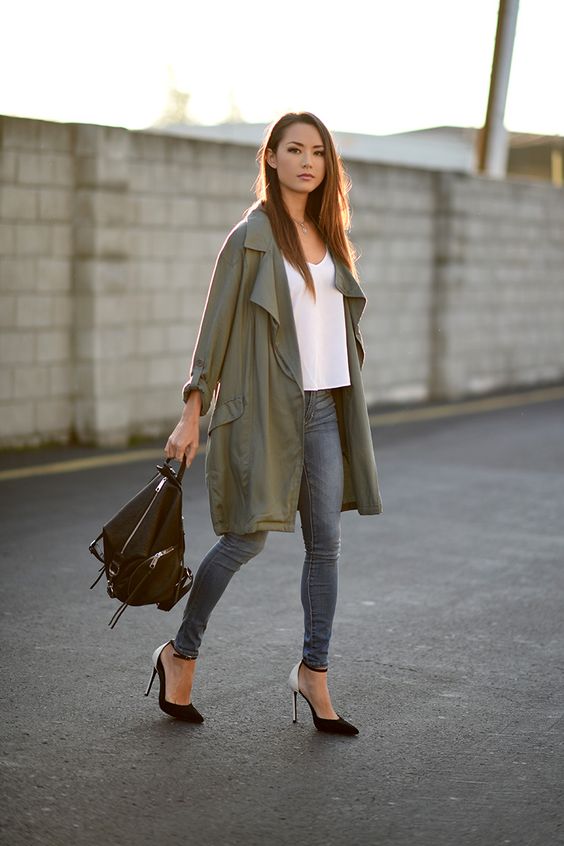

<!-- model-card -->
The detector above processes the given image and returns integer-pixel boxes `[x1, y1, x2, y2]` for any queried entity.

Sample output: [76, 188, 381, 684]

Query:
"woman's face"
[266, 122, 326, 198]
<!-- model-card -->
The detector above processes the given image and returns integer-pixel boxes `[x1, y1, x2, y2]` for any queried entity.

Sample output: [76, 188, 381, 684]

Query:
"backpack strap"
[89, 564, 105, 590]
[107, 566, 155, 628]
[88, 532, 105, 564]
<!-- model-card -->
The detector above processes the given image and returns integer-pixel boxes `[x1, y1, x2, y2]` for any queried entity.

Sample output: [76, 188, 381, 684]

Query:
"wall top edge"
[1, 113, 562, 190]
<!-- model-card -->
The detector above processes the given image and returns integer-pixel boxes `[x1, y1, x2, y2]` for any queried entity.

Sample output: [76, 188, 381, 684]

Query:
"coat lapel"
[333, 253, 366, 324]
[248, 246, 280, 325]
[245, 208, 277, 317]
[245, 206, 303, 389]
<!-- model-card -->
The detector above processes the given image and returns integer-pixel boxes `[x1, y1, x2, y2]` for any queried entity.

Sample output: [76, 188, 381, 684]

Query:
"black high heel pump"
[145, 640, 204, 722]
[288, 659, 359, 736]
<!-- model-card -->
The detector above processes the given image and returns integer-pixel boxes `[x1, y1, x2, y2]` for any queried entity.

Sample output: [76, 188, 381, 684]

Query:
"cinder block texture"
[1, 114, 563, 448]
[1, 118, 73, 446]
[431, 173, 564, 399]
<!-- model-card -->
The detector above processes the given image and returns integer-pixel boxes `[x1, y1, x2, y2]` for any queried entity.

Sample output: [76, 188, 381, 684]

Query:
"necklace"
[292, 217, 308, 235]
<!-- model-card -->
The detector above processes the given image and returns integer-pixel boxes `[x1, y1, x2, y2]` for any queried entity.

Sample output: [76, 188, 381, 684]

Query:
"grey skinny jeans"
[173, 388, 344, 669]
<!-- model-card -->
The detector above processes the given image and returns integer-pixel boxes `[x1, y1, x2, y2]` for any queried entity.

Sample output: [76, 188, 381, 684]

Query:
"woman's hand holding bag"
[165, 390, 202, 467]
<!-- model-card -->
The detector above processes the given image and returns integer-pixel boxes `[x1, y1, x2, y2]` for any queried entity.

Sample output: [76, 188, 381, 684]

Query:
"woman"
[147, 111, 383, 735]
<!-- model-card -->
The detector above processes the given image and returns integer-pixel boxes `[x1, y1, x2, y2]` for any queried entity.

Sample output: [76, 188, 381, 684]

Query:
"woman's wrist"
[182, 389, 202, 419]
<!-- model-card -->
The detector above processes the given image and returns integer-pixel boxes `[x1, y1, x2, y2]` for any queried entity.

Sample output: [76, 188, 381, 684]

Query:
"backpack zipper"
[120, 477, 166, 554]
[148, 546, 175, 568]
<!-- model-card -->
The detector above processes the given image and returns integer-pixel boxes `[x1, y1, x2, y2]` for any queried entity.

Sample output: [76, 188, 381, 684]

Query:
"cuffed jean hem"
[172, 640, 198, 659]
[302, 658, 329, 671]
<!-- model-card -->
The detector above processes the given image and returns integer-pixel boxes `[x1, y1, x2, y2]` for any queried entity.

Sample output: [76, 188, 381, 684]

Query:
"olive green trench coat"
[182, 203, 383, 535]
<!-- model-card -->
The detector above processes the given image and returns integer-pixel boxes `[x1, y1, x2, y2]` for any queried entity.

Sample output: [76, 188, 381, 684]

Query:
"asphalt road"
[1, 390, 563, 846]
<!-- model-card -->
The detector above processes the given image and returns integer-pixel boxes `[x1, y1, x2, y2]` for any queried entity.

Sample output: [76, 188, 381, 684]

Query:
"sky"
[0, 0, 562, 138]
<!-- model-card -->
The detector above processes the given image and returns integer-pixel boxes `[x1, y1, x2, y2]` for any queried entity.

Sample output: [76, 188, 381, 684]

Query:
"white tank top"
[282, 249, 351, 391]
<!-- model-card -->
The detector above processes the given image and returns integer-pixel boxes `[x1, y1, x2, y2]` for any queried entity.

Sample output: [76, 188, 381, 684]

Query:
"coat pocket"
[206, 395, 249, 522]
[208, 395, 245, 433]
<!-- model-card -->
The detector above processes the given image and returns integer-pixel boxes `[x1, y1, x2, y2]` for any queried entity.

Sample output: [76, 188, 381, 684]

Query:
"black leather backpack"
[88, 457, 193, 627]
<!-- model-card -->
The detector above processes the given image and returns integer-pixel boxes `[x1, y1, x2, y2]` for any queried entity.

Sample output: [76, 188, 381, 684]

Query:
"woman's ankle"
[302, 658, 328, 672]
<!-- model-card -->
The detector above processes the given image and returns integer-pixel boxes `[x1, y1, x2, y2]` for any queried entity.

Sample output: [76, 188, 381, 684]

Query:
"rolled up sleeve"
[182, 230, 244, 416]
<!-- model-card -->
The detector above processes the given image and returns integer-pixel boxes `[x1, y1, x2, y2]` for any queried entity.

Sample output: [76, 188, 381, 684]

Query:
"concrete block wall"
[1, 114, 563, 448]
[0, 116, 259, 448]
[432, 173, 564, 396]
[125, 132, 255, 440]
[72, 123, 135, 446]
[348, 162, 436, 404]
[0, 118, 74, 446]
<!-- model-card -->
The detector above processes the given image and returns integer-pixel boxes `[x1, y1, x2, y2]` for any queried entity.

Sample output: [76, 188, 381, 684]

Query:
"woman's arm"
[165, 225, 245, 464]
[181, 227, 245, 416]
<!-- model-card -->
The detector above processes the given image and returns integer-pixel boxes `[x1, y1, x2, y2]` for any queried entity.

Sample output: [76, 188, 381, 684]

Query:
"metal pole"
[476, 0, 520, 177]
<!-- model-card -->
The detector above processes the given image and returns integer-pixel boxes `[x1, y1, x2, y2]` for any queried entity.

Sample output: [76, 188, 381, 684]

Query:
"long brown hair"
[249, 112, 359, 300]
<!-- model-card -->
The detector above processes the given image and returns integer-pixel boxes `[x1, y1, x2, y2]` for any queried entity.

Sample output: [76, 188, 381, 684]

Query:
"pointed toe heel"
[145, 640, 204, 723]
[287, 659, 359, 736]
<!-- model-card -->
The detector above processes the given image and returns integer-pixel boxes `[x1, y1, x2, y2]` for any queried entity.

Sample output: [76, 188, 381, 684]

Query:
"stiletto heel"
[145, 640, 204, 723]
[145, 666, 157, 697]
[287, 659, 359, 736]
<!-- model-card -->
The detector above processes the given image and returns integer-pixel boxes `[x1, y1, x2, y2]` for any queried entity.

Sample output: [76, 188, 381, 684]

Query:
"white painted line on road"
[1, 385, 563, 482]
[368, 385, 564, 426]
[0, 448, 168, 481]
